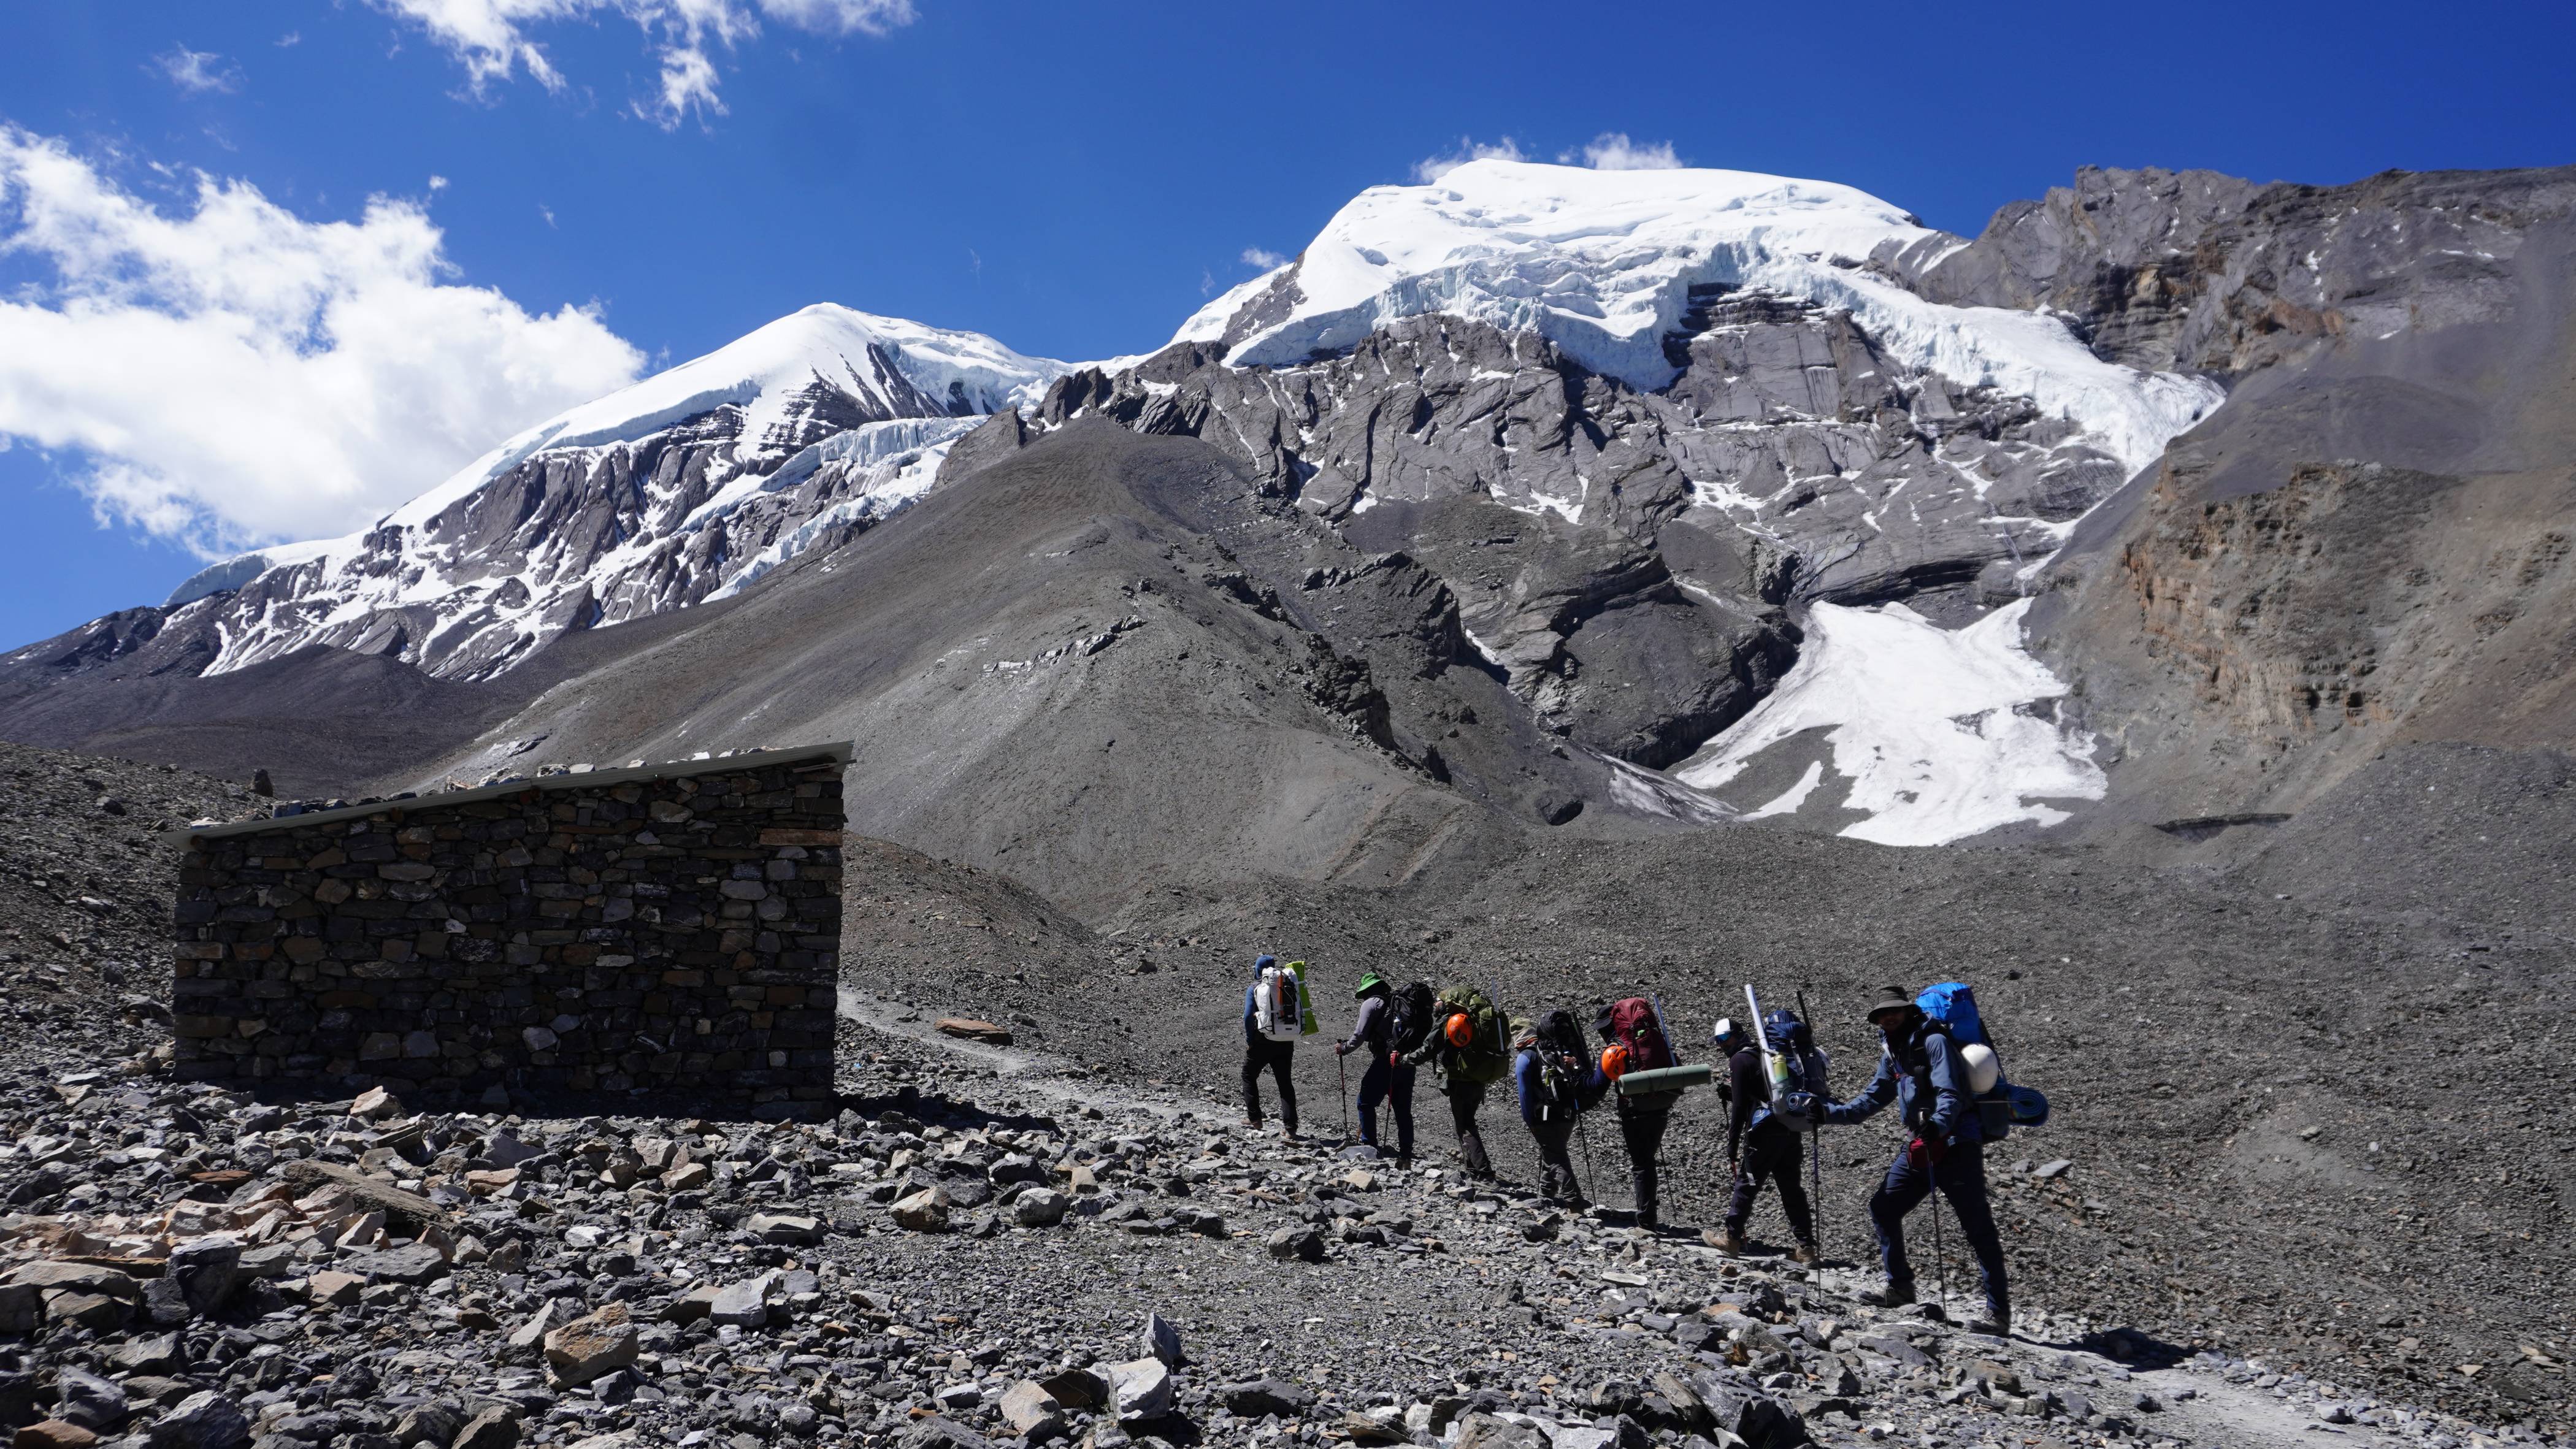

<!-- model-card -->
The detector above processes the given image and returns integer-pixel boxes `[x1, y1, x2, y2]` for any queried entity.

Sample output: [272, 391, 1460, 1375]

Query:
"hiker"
[1793, 987, 2011, 1336]
[1240, 954, 1313, 1136]
[1335, 972, 1417, 1161]
[1514, 1008, 1605, 1205]
[1593, 998, 1684, 1228]
[1403, 984, 1509, 1178]
[1712, 1012, 1821, 1262]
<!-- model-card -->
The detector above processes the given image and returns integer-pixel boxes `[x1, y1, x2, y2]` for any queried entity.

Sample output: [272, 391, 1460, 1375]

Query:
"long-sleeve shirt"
[1342, 994, 1389, 1052]
[1513, 1047, 1606, 1129]
[1822, 1027, 1982, 1145]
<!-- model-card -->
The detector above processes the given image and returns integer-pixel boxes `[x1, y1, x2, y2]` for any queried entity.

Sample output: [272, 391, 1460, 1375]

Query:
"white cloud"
[369, 0, 917, 126]
[1240, 246, 1286, 270]
[1410, 136, 1525, 184]
[155, 47, 243, 95]
[0, 126, 644, 556]
[1573, 132, 1683, 171]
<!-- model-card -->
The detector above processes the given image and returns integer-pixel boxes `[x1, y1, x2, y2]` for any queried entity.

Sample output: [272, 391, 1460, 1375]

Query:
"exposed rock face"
[1890, 163, 2576, 383]
[2020, 166, 2576, 824]
[1022, 291, 2153, 767]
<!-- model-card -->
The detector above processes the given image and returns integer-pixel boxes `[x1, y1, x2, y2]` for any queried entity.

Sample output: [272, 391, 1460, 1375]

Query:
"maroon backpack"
[1603, 998, 1676, 1073]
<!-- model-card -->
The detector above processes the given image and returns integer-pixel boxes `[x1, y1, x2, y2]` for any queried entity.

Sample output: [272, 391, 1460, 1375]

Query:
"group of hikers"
[1241, 955, 2038, 1338]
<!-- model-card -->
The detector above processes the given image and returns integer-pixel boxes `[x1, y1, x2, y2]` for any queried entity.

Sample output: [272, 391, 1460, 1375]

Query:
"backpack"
[1252, 963, 1303, 1042]
[1523, 1009, 1596, 1120]
[1912, 981, 2045, 1138]
[1433, 985, 1511, 1084]
[1389, 981, 1438, 1054]
[1601, 998, 1677, 1074]
[1755, 1008, 1830, 1134]
[1282, 961, 1320, 1036]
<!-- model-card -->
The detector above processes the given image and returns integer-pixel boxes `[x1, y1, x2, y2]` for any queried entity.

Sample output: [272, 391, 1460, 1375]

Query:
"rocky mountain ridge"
[6, 159, 2575, 851]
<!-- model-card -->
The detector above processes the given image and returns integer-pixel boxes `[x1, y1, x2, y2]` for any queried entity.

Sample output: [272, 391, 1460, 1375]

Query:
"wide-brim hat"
[1353, 971, 1388, 998]
[1868, 987, 1916, 1023]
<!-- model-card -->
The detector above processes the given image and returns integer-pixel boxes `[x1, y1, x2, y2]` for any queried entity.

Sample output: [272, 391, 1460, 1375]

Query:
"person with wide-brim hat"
[1335, 970, 1414, 1161]
[1789, 985, 2012, 1336]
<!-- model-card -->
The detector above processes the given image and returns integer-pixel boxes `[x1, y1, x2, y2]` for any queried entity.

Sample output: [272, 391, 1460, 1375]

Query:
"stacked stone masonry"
[169, 752, 846, 1109]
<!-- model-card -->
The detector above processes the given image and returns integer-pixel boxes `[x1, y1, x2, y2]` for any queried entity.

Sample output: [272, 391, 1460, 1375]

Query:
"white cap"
[1711, 1016, 1739, 1044]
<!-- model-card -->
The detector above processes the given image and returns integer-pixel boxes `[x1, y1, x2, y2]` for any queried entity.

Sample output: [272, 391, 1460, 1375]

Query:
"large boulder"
[542, 1303, 639, 1388]
[142, 1392, 248, 1449]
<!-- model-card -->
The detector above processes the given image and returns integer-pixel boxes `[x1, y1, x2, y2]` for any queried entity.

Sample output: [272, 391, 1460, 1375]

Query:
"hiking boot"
[1709, 1226, 1749, 1254]
[1790, 1242, 1820, 1265]
[1966, 1307, 2011, 1337]
[1859, 1282, 1916, 1309]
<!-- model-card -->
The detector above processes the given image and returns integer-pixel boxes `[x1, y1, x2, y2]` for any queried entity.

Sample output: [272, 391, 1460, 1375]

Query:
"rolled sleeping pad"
[1959, 1041, 2003, 1095]
[2007, 1084, 2050, 1126]
[1614, 1063, 1714, 1096]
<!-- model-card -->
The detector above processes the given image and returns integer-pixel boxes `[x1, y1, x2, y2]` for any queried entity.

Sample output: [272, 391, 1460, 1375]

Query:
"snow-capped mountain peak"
[156, 304, 1067, 678]
[1179, 158, 2215, 478]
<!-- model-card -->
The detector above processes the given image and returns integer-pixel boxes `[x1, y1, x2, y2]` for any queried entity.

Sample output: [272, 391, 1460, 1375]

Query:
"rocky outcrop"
[1891, 163, 2576, 383]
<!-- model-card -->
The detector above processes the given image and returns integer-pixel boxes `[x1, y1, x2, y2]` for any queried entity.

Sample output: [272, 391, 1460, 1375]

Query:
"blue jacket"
[1513, 1046, 1606, 1129]
[1822, 1026, 1985, 1145]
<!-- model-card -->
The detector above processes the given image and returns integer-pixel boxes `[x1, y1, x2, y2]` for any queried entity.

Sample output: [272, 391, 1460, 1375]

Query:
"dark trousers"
[1528, 1112, 1584, 1203]
[1617, 1104, 1669, 1224]
[1725, 1120, 1816, 1245]
[1241, 1038, 1297, 1131]
[1355, 1055, 1415, 1155]
[1871, 1139, 2007, 1317]
[1444, 1079, 1490, 1176]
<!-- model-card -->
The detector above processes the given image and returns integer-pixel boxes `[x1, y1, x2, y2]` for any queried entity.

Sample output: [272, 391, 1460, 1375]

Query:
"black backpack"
[1389, 981, 1438, 1055]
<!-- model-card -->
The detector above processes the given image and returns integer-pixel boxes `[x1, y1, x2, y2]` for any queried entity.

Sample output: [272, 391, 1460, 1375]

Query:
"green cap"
[1353, 971, 1388, 998]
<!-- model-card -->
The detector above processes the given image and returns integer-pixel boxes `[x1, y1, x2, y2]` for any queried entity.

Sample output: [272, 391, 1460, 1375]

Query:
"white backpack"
[1252, 966, 1302, 1042]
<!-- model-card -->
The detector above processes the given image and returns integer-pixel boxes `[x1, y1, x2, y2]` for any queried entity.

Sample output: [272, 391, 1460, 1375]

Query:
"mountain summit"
[144, 305, 1067, 679]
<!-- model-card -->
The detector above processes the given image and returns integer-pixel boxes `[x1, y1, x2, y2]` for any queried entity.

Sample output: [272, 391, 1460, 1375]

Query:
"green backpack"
[1433, 985, 1511, 1084]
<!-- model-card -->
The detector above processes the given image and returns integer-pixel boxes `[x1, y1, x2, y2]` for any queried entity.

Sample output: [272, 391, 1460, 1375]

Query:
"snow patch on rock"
[1675, 599, 2104, 846]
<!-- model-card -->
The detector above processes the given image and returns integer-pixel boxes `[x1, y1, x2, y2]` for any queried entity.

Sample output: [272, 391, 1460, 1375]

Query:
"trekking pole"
[1566, 1112, 1587, 1215]
[1798, 987, 1825, 1253]
[1338, 1051, 1351, 1142]
[1931, 1189, 1949, 1318]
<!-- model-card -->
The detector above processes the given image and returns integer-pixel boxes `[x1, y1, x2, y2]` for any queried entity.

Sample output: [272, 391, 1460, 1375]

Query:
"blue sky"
[3, 0, 2572, 650]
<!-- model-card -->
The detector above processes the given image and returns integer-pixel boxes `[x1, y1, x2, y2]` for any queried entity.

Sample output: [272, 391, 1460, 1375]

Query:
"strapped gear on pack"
[1600, 998, 1701, 1104]
[1431, 984, 1510, 1084]
[1751, 1005, 1831, 1134]
[1524, 1009, 1594, 1123]
[1911, 980, 2047, 1139]
[1389, 981, 1438, 1057]
[1252, 961, 1304, 1042]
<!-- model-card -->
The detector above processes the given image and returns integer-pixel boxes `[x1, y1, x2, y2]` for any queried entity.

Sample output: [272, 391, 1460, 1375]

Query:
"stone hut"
[162, 744, 848, 1114]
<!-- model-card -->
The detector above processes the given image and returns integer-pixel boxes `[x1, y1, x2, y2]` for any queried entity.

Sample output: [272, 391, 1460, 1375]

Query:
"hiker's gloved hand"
[1333, 1042, 1351, 1057]
[1906, 1134, 1950, 1171]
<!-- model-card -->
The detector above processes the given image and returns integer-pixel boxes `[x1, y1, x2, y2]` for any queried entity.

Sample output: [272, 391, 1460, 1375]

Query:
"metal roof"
[160, 741, 853, 849]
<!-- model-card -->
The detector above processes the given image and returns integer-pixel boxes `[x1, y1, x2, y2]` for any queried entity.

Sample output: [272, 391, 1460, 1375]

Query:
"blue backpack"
[1754, 1009, 1830, 1133]
[1914, 982, 2049, 1133]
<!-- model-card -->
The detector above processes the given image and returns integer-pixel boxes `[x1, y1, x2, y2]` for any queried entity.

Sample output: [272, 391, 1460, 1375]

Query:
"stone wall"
[168, 750, 845, 1112]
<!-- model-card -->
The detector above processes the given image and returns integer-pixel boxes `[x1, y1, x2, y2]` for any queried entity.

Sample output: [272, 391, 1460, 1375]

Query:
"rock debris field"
[0, 1011, 2526, 1449]
[0, 739, 2567, 1449]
